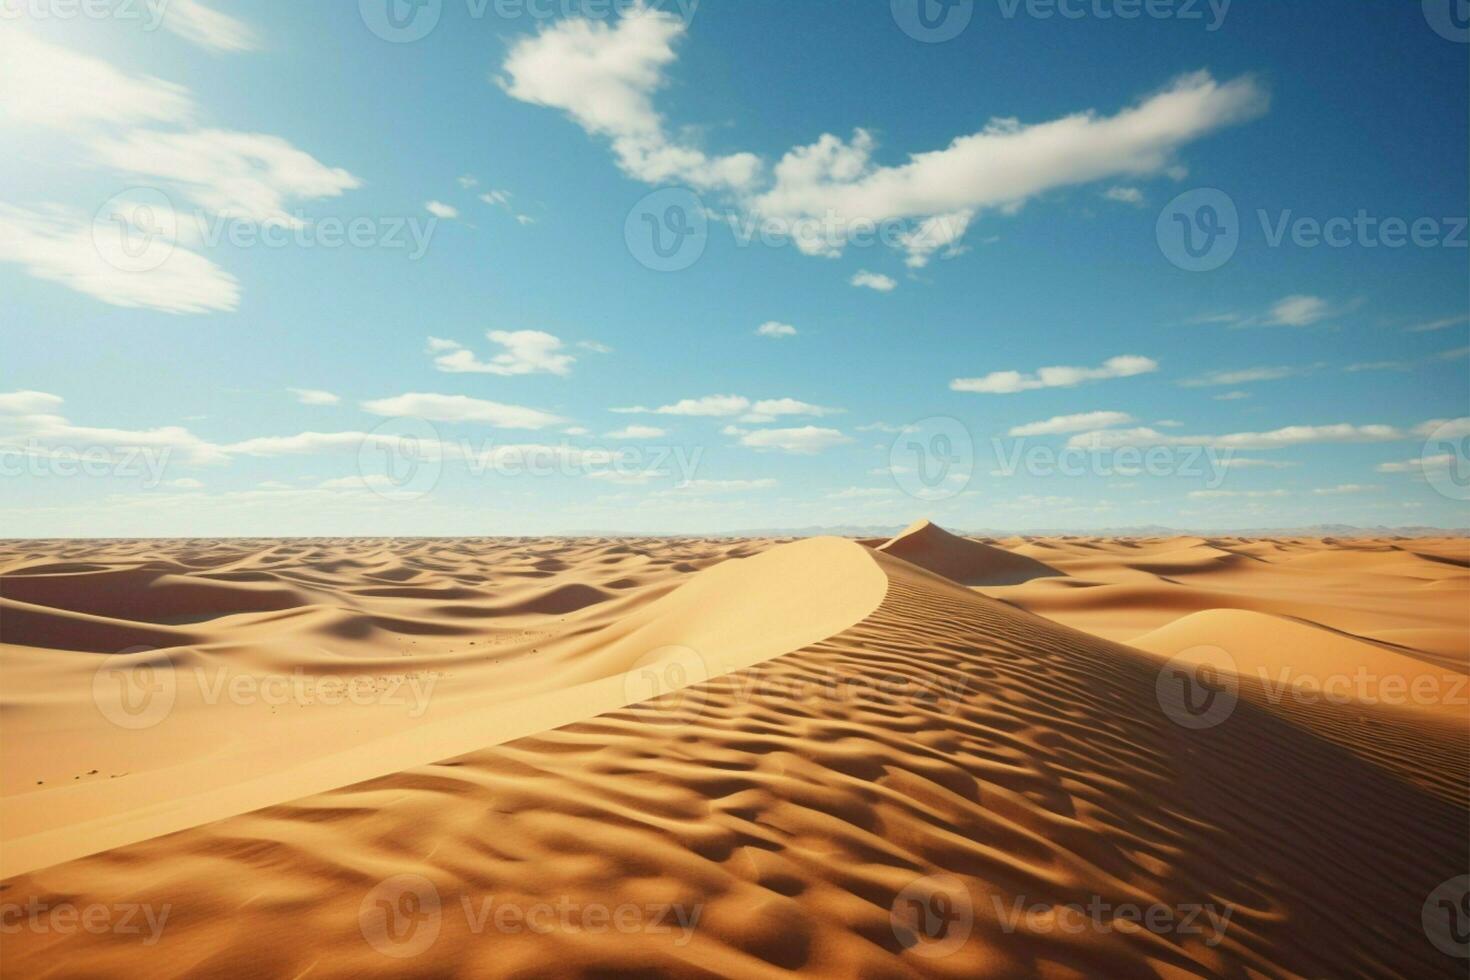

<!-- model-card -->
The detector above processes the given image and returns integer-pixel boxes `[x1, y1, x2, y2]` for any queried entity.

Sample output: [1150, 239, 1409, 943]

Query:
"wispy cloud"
[953, 355, 1157, 394]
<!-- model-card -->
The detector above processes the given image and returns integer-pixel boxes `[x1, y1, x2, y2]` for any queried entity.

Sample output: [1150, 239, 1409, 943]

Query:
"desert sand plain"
[1, 522, 1467, 977]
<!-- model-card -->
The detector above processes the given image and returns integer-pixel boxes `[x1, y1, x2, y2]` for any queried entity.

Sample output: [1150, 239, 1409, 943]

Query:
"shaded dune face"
[2, 538, 1465, 978]
[875, 520, 1064, 587]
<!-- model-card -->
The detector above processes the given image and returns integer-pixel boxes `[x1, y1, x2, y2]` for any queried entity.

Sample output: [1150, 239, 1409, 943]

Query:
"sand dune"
[2, 529, 1466, 977]
[875, 519, 1063, 586]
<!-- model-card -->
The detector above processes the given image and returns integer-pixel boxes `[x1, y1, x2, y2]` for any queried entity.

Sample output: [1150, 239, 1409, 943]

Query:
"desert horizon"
[3, 1, 1468, 977]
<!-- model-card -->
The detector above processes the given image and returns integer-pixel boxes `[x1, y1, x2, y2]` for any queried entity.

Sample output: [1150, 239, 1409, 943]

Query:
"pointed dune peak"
[875, 519, 1064, 586]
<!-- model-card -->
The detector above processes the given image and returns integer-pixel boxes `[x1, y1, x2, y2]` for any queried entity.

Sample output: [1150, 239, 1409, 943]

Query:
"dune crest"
[875, 519, 1063, 586]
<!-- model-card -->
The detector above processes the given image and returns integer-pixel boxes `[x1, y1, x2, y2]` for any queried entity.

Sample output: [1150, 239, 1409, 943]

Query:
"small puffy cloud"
[897, 210, 973, 268]
[737, 426, 852, 454]
[458, 175, 480, 189]
[850, 270, 897, 292]
[1266, 294, 1331, 327]
[426, 336, 463, 352]
[433, 330, 575, 376]
[290, 388, 340, 406]
[1188, 489, 1289, 499]
[1213, 390, 1251, 401]
[425, 201, 459, 219]
[1008, 411, 1134, 436]
[361, 393, 564, 429]
[756, 321, 797, 338]
[1377, 454, 1456, 474]
[606, 425, 667, 439]
[670, 479, 777, 493]
[1103, 186, 1144, 205]
[1312, 484, 1375, 495]
[952, 355, 1157, 394]
[739, 398, 840, 423]
[166, 477, 206, 489]
[578, 340, 613, 353]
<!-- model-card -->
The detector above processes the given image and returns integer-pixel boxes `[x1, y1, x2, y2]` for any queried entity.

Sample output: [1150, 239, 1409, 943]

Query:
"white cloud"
[1377, 454, 1456, 474]
[751, 70, 1265, 257]
[756, 321, 797, 338]
[1103, 186, 1144, 205]
[952, 355, 1158, 394]
[1414, 417, 1470, 440]
[499, 7, 760, 191]
[1188, 489, 1289, 499]
[166, 478, 206, 489]
[1266, 294, 1331, 327]
[0, 391, 66, 414]
[1068, 422, 1405, 451]
[1213, 391, 1251, 401]
[290, 388, 340, 406]
[158, 0, 259, 53]
[458, 175, 479, 189]
[1405, 314, 1469, 333]
[1313, 484, 1375, 495]
[739, 398, 840, 424]
[578, 340, 613, 353]
[1008, 411, 1134, 436]
[850, 270, 897, 292]
[1216, 457, 1296, 470]
[501, 6, 1266, 265]
[670, 479, 777, 493]
[0, 32, 194, 131]
[1179, 365, 1298, 387]
[897, 210, 973, 268]
[737, 426, 852, 454]
[613, 395, 750, 417]
[0, 204, 240, 314]
[480, 190, 511, 206]
[426, 336, 462, 352]
[426, 201, 459, 219]
[361, 393, 564, 429]
[433, 330, 575, 376]
[606, 425, 667, 439]
[90, 129, 362, 226]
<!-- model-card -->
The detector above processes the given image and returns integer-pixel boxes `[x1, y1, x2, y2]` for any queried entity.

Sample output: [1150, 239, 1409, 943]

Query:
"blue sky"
[1, 0, 1467, 535]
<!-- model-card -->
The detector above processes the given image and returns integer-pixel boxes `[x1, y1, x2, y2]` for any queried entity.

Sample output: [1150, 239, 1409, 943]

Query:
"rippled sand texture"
[2, 525, 1467, 978]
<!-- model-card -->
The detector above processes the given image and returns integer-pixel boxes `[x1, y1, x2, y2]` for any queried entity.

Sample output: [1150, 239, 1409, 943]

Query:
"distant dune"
[1, 528, 1466, 977]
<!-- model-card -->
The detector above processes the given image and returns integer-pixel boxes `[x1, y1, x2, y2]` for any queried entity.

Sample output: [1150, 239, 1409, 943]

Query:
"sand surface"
[2, 525, 1467, 977]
